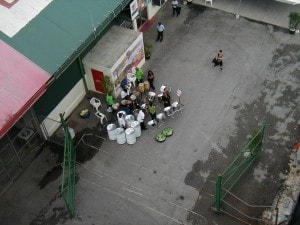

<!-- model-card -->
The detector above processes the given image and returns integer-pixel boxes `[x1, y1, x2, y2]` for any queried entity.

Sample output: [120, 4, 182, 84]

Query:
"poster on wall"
[112, 38, 145, 90]
[130, 0, 139, 20]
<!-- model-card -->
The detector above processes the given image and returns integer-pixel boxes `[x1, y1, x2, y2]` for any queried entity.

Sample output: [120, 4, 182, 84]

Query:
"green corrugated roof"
[0, 0, 131, 76]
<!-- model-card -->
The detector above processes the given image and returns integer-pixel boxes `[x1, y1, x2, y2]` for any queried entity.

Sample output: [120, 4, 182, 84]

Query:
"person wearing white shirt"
[171, 0, 179, 16]
[156, 22, 165, 42]
[137, 109, 147, 130]
[121, 88, 129, 99]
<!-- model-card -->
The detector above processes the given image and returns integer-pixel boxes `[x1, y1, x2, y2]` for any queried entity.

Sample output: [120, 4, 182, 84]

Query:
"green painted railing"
[60, 114, 76, 217]
[214, 125, 269, 212]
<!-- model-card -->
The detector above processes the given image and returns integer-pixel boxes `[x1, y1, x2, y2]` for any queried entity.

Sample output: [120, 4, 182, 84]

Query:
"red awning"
[0, 40, 50, 138]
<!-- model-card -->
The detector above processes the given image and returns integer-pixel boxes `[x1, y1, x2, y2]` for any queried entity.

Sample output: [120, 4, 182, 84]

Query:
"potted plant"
[289, 12, 300, 34]
[102, 75, 114, 95]
[144, 40, 153, 60]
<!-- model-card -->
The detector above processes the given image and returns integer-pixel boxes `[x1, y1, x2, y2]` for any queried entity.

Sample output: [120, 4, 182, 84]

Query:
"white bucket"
[125, 115, 135, 128]
[107, 124, 117, 140]
[125, 128, 136, 145]
[131, 121, 141, 137]
[116, 127, 126, 144]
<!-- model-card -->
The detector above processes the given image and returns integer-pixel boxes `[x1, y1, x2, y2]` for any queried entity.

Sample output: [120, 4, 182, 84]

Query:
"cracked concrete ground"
[0, 4, 299, 225]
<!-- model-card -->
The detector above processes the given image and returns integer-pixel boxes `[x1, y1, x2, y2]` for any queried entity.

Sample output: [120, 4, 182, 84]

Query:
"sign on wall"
[112, 37, 145, 90]
[130, 0, 139, 20]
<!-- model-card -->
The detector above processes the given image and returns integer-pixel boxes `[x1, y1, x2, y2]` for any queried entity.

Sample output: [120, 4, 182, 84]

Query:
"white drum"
[125, 115, 135, 128]
[131, 121, 141, 137]
[107, 124, 117, 140]
[117, 111, 127, 118]
[125, 128, 136, 144]
[116, 127, 126, 144]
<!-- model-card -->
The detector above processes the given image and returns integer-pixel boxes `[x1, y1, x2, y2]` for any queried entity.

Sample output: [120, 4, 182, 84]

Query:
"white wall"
[83, 61, 111, 92]
[41, 79, 86, 137]
[83, 31, 145, 98]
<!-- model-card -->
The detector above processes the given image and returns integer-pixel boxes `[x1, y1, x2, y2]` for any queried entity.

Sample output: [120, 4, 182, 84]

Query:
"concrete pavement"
[0, 2, 300, 225]
[192, 0, 300, 29]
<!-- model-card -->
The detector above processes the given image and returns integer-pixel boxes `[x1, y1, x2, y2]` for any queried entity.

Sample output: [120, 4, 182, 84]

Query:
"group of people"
[104, 67, 157, 130]
[107, 5, 224, 131]
[134, 67, 156, 91]
[133, 67, 171, 130]
[105, 65, 174, 131]
[138, 89, 171, 130]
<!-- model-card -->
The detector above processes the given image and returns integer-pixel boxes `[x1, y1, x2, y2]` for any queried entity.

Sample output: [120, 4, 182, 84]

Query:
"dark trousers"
[173, 7, 177, 16]
[173, 7, 181, 16]
[156, 31, 163, 42]
[214, 60, 223, 67]
[148, 79, 155, 90]
[150, 113, 156, 120]
[140, 121, 147, 130]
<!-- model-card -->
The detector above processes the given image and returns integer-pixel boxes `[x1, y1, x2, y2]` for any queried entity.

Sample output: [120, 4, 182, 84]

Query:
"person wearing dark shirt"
[161, 91, 171, 107]
[147, 70, 155, 91]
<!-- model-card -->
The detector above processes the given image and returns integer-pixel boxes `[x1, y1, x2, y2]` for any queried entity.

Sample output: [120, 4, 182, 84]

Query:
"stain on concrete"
[184, 160, 206, 189]
[38, 127, 104, 189]
[184, 4, 207, 25]
[38, 165, 61, 189]
[30, 192, 69, 225]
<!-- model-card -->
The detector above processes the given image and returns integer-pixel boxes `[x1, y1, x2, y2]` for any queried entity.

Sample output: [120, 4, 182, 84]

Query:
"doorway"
[91, 69, 105, 93]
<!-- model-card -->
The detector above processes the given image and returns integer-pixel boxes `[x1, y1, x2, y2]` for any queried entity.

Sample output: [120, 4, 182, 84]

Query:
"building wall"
[34, 59, 82, 117]
[83, 29, 144, 98]
[147, 0, 167, 19]
[40, 79, 86, 137]
[34, 1, 163, 138]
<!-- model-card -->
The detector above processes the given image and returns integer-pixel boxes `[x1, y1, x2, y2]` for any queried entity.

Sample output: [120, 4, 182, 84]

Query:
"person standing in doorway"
[213, 49, 223, 71]
[147, 70, 155, 91]
[156, 22, 165, 42]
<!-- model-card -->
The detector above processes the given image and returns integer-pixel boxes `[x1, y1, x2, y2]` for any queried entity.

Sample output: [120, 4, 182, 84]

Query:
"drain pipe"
[78, 56, 89, 95]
